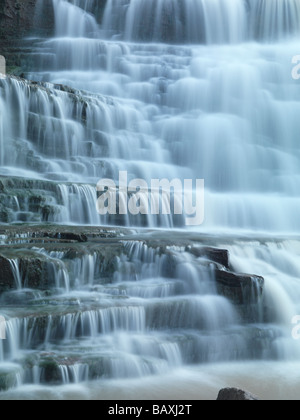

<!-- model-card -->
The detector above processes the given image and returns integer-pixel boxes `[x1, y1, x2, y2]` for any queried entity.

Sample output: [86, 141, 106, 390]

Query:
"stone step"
[0, 324, 283, 388]
[0, 363, 22, 391]
[0, 225, 265, 308]
[0, 296, 274, 367]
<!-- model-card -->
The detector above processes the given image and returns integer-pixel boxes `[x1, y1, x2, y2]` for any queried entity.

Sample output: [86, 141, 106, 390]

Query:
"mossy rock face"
[39, 358, 61, 384]
[0, 255, 15, 292]
[0, 0, 110, 73]
[84, 358, 106, 380]
[0, 206, 14, 224]
[20, 257, 50, 289]
[28, 195, 47, 213]
[0, 253, 58, 292]
[0, 366, 21, 391]
[0, 0, 54, 40]
[6, 65, 23, 77]
[0, 176, 63, 224]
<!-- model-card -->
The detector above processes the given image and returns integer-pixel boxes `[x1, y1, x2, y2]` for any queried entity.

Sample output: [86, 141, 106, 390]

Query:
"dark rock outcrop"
[0, 0, 55, 74]
[0, 367, 22, 391]
[216, 269, 264, 305]
[0, 0, 54, 39]
[217, 388, 259, 401]
[0, 0, 109, 40]
[51, 232, 88, 243]
[186, 246, 230, 269]
[0, 225, 265, 311]
[0, 0, 108, 73]
[0, 252, 58, 292]
[186, 244, 264, 307]
[0, 255, 14, 292]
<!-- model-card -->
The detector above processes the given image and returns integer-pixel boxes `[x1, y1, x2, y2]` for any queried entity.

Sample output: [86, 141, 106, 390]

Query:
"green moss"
[0, 367, 21, 391]
[39, 358, 61, 384]
[6, 65, 23, 77]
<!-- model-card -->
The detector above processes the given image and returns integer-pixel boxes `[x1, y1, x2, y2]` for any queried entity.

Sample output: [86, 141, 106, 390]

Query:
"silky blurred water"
[1, 0, 300, 399]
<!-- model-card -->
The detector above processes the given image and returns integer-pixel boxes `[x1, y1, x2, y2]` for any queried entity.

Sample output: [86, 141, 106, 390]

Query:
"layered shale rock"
[215, 270, 264, 306]
[0, 226, 265, 308]
[0, 225, 276, 392]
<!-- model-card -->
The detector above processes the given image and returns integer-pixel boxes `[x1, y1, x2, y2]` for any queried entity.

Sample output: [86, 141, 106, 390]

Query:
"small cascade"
[55, 364, 90, 385]
[0, 229, 299, 395]
[8, 259, 22, 290]
[249, 0, 300, 41]
[103, 0, 247, 44]
[52, 0, 99, 38]
[1, 0, 299, 231]
[102, 0, 300, 43]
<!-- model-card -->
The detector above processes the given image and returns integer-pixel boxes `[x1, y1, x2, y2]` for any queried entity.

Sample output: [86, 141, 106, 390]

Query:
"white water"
[0, 236, 299, 396]
[0, 0, 300, 400]
[0, 0, 299, 231]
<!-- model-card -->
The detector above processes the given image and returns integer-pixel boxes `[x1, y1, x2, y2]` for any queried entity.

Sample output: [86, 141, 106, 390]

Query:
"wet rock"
[51, 232, 88, 243]
[215, 269, 264, 305]
[39, 358, 62, 385]
[0, 0, 54, 40]
[187, 246, 230, 268]
[85, 357, 107, 380]
[0, 255, 14, 292]
[0, 205, 14, 223]
[0, 289, 43, 305]
[217, 388, 259, 401]
[0, 175, 65, 224]
[0, 252, 58, 292]
[0, 366, 22, 391]
[20, 256, 56, 290]
[0, 0, 54, 74]
[0, 0, 108, 74]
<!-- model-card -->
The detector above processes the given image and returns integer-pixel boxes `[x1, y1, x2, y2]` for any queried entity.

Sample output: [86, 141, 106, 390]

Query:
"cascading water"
[1, 0, 300, 400]
[1, 0, 300, 231]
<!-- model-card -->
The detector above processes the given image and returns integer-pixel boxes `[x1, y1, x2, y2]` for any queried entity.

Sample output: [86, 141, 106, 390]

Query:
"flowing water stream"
[0, 0, 300, 400]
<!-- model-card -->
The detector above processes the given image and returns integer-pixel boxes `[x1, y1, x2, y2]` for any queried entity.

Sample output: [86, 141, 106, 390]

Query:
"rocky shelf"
[0, 225, 265, 306]
[0, 224, 271, 392]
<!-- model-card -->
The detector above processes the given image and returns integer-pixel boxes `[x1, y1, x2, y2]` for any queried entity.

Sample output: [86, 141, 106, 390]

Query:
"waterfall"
[0, 0, 297, 231]
[1, 0, 300, 400]
[249, 0, 300, 41]
[103, 0, 247, 44]
[103, 0, 300, 43]
[52, 0, 99, 37]
[8, 260, 22, 290]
